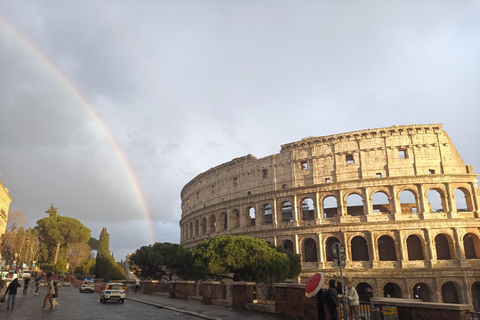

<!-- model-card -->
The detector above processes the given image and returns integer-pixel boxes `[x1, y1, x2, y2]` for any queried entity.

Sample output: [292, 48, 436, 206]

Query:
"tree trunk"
[54, 241, 60, 265]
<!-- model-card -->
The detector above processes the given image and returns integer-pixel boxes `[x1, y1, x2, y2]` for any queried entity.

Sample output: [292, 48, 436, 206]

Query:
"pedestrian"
[324, 279, 339, 320]
[34, 277, 40, 295]
[345, 281, 359, 320]
[41, 278, 54, 309]
[0, 276, 5, 293]
[23, 276, 31, 294]
[52, 281, 60, 307]
[316, 288, 326, 320]
[135, 278, 140, 292]
[5, 278, 21, 310]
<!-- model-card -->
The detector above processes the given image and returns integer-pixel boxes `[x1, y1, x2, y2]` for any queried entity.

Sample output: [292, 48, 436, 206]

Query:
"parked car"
[100, 282, 126, 303]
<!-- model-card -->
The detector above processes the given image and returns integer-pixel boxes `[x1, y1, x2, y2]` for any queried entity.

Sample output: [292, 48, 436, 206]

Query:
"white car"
[100, 283, 126, 303]
[79, 279, 95, 293]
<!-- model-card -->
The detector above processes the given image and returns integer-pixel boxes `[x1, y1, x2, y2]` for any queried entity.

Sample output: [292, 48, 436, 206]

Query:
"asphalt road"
[0, 282, 200, 320]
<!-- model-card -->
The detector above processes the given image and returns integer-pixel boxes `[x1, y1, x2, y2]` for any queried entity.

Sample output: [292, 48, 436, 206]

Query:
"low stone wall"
[274, 283, 317, 320]
[371, 297, 473, 320]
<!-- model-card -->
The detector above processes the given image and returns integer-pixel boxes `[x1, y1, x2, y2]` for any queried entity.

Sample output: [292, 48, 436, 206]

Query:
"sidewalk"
[126, 292, 282, 320]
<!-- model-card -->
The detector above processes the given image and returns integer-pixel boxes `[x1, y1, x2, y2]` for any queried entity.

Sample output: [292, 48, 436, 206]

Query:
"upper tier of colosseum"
[181, 124, 474, 215]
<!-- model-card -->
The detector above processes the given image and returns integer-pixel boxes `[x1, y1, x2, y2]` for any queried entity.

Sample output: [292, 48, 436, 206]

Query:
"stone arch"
[406, 234, 425, 260]
[471, 282, 480, 311]
[435, 234, 454, 260]
[263, 204, 273, 224]
[323, 195, 338, 218]
[399, 189, 419, 214]
[455, 187, 473, 212]
[427, 188, 446, 213]
[303, 238, 318, 262]
[356, 282, 374, 302]
[372, 191, 391, 214]
[412, 282, 433, 302]
[351, 236, 370, 261]
[231, 209, 240, 228]
[282, 201, 293, 222]
[378, 235, 397, 261]
[441, 281, 462, 303]
[346, 193, 364, 216]
[189, 221, 193, 238]
[221, 212, 228, 230]
[383, 282, 402, 298]
[248, 206, 256, 226]
[201, 217, 207, 235]
[463, 233, 480, 259]
[195, 219, 199, 236]
[209, 214, 216, 233]
[325, 236, 341, 261]
[301, 197, 315, 220]
[283, 239, 294, 253]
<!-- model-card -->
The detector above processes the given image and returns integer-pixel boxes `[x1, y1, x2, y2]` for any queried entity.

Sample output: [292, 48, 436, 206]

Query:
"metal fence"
[469, 312, 480, 320]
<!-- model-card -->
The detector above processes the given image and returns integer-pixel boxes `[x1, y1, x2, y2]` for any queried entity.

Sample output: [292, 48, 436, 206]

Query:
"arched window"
[455, 188, 473, 212]
[427, 189, 445, 213]
[325, 237, 341, 261]
[383, 282, 402, 298]
[201, 217, 207, 235]
[400, 190, 418, 213]
[209, 215, 216, 233]
[232, 210, 240, 228]
[406, 235, 424, 260]
[302, 198, 315, 220]
[378, 235, 397, 261]
[284, 240, 294, 253]
[347, 194, 364, 216]
[323, 196, 338, 218]
[372, 192, 390, 214]
[351, 236, 369, 261]
[356, 283, 373, 302]
[189, 222, 193, 239]
[413, 283, 432, 301]
[464, 233, 480, 259]
[221, 212, 228, 230]
[195, 220, 199, 236]
[248, 207, 256, 226]
[442, 282, 461, 303]
[435, 234, 452, 260]
[303, 238, 318, 262]
[264, 204, 273, 224]
[282, 202, 293, 222]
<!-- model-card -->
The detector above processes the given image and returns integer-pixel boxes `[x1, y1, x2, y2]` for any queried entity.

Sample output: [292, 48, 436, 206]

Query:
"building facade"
[0, 180, 12, 236]
[179, 124, 480, 309]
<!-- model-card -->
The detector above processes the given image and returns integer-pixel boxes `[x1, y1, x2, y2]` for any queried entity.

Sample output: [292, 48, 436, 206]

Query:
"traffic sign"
[332, 242, 345, 259]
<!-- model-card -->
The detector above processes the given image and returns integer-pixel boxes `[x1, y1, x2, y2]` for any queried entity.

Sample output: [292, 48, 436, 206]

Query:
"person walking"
[316, 288, 326, 320]
[34, 276, 41, 295]
[5, 278, 21, 309]
[135, 278, 140, 293]
[345, 281, 360, 320]
[23, 276, 31, 294]
[41, 278, 54, 309]
[324, 279, 339, 320]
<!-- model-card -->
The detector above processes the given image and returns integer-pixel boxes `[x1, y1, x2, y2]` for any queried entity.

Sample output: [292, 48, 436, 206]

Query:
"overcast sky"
[1, 0, 479, 260]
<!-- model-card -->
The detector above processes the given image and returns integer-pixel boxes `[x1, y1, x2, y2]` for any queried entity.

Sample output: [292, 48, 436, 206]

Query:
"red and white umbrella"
[305, 272, 326, 298]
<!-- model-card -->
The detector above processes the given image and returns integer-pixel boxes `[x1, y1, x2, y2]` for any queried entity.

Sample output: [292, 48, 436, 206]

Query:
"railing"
[469, 312, 480, 320]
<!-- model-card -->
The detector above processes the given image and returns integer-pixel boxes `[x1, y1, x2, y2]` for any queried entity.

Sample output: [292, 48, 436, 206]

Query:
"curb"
[126, 297, 222, 320]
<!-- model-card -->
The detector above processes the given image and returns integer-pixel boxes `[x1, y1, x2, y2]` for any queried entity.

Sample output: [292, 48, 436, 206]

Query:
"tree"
[95, 227, 125, 281]
[191, 235, 300, 282]
[36, 208, 91, 265]
[129, 242, 191, 280]
[67, 242, 92, 271]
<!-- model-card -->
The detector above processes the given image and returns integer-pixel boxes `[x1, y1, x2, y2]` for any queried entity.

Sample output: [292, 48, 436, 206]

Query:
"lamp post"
[415, 285, 421, 299]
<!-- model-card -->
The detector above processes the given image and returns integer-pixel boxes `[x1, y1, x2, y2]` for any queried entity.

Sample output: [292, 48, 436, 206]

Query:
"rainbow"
[0, 16, 156, 243]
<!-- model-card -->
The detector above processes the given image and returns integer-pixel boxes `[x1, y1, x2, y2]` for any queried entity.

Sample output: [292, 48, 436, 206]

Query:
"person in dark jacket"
[316, 288, 326, 320]
[23, 276, 31, 294]
[5, 278, 21, 309]
[324, 279, 339, 320]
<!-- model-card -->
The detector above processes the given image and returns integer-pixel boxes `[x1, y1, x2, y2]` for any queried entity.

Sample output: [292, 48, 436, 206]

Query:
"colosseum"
[180, 124, 480, 309]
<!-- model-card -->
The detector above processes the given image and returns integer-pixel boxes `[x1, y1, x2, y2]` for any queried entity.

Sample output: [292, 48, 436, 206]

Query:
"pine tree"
[95, 227, 111, 280]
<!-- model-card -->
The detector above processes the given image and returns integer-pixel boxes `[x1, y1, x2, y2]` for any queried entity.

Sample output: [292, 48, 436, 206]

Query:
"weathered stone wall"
[0, 181, 12, 236]
[179, 124, 480, 308]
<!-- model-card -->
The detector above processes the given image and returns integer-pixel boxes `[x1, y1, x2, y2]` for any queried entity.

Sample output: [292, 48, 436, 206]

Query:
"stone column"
[317, 233, 324, 269]
[364, 187, 373, 215]
[396, 230, 406, 262]
[452, 228, 464, 260]
[391, 185, 401, 215]
[417, 184, 428, 215]
[370, 232, 379, 267]
[295, 234, 300, 255]
[293, 194, 299, 226]
[272, 198, 278, 227]
[424, 228, 435, 262]
[470, 182, 480, 218]
[315, 192, 323, 222]
[338, 190, 347, 217]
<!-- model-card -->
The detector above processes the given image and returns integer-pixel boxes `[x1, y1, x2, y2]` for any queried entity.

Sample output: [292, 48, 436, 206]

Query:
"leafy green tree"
[35, 205, 91, 265]
[74, 256, 96, 275]
[191, 235, 300, 282]
[129, 242, 191, 280]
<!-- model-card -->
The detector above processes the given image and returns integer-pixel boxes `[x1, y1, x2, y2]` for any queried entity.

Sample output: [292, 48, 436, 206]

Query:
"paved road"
[0, 284, 200, 320]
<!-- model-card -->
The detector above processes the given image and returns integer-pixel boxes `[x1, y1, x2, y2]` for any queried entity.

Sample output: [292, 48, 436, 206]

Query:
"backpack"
[53, 282, 59, 298]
